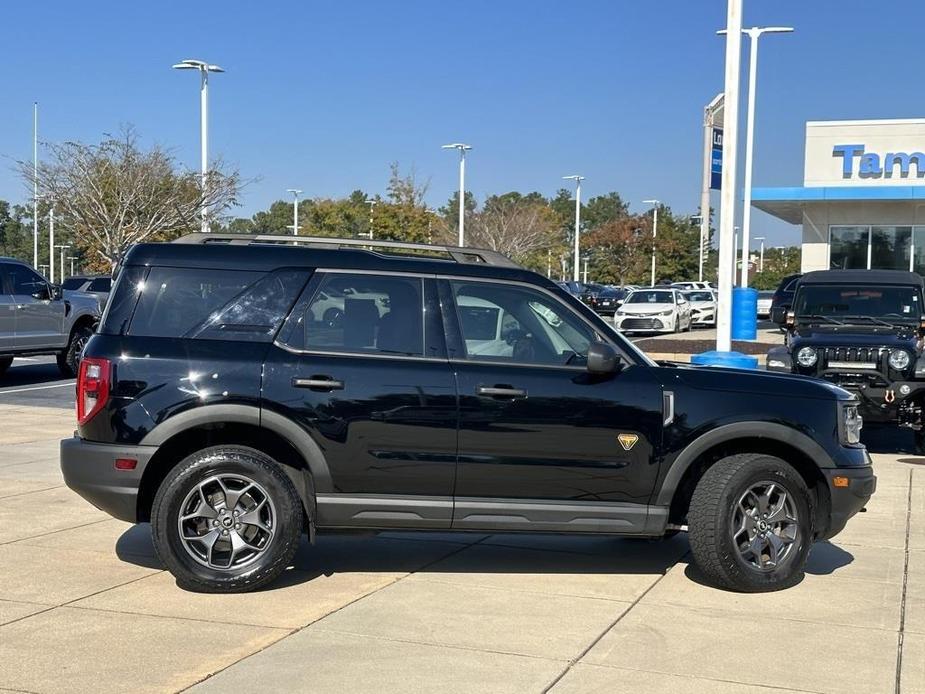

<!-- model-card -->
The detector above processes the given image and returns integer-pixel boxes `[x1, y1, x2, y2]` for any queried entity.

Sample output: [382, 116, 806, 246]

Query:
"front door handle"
[293, 376, 345, 391]
[477, 385, 527, 399]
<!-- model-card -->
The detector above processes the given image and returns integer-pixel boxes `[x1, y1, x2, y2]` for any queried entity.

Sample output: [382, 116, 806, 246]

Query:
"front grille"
[818, 346, 886, 368]
[622, 318, 662, 330]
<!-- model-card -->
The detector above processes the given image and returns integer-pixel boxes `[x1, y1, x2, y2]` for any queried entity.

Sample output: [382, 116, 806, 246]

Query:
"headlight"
[796, 346, 817, 367]
[842, 404, 862, 444]
[657, 309, 674, 316]
[889, 349, 911, 370]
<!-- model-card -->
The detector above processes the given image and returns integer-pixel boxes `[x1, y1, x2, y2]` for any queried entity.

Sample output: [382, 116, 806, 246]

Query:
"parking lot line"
[0, 382, 75, 394]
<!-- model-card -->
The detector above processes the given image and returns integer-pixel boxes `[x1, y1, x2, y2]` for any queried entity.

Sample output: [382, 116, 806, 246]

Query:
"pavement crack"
[541, 552, 684, 693]
[894, 467, 914, 694]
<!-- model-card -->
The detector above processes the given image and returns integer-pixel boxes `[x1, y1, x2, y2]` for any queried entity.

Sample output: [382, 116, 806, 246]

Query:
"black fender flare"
[139, 403, 333, 495]
[654, 421, 832, 507]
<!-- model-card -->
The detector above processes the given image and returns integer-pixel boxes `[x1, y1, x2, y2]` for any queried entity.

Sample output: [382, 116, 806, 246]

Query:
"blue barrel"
[731, 287, 758, 340]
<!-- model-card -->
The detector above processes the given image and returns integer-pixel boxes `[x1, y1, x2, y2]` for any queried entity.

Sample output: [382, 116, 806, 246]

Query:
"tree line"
[2, 128, 798, 289]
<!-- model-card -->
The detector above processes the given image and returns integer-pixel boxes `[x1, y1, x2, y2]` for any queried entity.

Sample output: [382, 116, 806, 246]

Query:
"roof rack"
[173, 233, 521, 268]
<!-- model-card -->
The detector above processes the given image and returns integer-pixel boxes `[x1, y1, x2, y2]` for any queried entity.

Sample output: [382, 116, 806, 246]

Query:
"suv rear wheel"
[151, 445, 303, 593]
[0, 356, 12, 377]
[57, 325, 94, 377]
[688, 454, 813, 592]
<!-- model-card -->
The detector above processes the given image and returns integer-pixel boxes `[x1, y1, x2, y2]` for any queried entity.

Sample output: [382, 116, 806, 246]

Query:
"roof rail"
[172, 233, 522, 268]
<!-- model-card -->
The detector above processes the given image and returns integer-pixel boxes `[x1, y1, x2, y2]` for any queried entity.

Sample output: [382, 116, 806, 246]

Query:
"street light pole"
[365, 198, 377, 240]
[287, 189, 302, 235]
[172, 59, 225, 233]
[48, 206, 55, 283]
[720, 26, 793, 288]
[754, 236, 766, 272]
[643, 199, 660, 286]
[582, 256, 589, 284]
[732, 226, 740, 286]
[33, 102, 39, 269]
[67, 255, 78, 276]
[563, 176, 584, 282]
[442, 144, 471, 246]
[55, 244, 70, 284]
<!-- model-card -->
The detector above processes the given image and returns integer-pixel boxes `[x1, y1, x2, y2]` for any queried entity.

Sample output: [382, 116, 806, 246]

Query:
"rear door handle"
[292, 376, 345, 391]
[477, 385, 527, 399]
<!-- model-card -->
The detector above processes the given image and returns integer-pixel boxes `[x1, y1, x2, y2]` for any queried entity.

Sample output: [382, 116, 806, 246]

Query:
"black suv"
[62, 234, 875, 593]
[768, 269, 925, 452]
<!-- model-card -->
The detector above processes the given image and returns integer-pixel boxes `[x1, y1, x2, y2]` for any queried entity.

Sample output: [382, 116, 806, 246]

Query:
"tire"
[151, 445, 304, 593]
[0, 356, 12, 377]
[688, 453, 814, 592]
[914, 430, 925, 456]
[57, 325, 94, 377]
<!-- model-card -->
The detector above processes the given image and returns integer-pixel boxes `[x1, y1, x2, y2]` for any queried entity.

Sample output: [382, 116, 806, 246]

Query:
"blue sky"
[2, 0, 923, 246]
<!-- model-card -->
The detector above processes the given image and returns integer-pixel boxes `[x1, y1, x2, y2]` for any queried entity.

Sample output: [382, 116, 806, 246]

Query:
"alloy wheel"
[177, 474, 276, 571]
[731, 481, 800, 572]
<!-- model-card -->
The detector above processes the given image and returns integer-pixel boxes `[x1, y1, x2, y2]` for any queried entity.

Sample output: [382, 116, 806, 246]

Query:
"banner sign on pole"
[710, 127, 723, 190]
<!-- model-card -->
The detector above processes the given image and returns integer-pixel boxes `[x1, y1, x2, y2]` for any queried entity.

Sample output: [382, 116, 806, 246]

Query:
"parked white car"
[614, 288, 692, 334]
[683, 289, 716, 326]
[757, 290, 774, 318]
[671, 281, 712, 291]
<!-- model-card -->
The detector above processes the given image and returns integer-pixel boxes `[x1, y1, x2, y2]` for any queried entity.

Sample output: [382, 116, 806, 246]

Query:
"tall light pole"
[732, 226, 740, 286]
[365, 198, 377, 240]
[48, 206, 55, 283]
[287, 189, 302, 235]
[643, 199, 660, 286]
[719, 26, 793, 288]
[67, 255, 78, 276]
[715, 0, 743, 354]
[33, 102, 39, 269]
[442, 143, 471, 246]
[582, 256, 589, 284]
[55, 244, 70, 284]
[754, 236, 766, 272]
[172, 59, 225, 234]
[699, 93, 723, 282]
[563, 176, 584, 282]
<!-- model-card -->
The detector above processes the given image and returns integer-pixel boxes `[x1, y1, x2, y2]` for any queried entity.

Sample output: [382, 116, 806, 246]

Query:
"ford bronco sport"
[61, 234, 875, 593]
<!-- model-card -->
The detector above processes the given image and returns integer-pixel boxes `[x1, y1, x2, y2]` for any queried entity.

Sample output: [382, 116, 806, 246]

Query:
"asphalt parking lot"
[0, 355, 922, 694]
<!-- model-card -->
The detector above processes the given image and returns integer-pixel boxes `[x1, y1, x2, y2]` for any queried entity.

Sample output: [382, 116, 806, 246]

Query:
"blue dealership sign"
[710, 128, 723, 190]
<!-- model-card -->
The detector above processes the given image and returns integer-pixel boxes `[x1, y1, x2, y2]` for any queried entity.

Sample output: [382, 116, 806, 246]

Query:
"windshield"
[794, 284, 921, 321]
[626, 290, 673, 305]
[685, 291, 713, 302]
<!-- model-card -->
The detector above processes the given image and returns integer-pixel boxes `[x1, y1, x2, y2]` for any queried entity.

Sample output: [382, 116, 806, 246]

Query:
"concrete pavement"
[0, 405, 922, 693]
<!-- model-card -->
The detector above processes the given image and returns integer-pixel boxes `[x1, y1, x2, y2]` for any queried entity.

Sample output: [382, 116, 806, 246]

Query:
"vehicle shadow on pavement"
[861, 426, 917, 455]
[682, 539, 854, 588]
[2, 361, 70, 387]
[115, 526, 692, 592]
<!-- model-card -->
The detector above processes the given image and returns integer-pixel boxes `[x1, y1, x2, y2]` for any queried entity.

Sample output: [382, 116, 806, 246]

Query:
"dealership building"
[752, 118, 925, 274]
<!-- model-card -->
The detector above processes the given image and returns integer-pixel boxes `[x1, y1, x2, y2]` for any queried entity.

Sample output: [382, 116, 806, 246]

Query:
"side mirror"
[587, 342, 621, 374]
[770, 306, 788, 325]
[51, 285, 63, 300]
[31, 284, 51, 301]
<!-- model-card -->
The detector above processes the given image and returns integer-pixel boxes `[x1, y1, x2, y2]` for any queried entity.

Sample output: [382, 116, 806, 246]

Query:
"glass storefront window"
[830, 225, 925, 272]
[870, 226, 912, 271]
[829, 226, 869, 269]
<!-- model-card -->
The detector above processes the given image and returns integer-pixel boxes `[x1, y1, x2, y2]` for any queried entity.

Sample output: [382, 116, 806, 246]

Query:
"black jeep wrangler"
[768, 269, 925, 453]
[61, 234, 875, 593]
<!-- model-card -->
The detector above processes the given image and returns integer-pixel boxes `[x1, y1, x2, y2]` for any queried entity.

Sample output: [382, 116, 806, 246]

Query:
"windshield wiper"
[839, 315, 898, 328]
[796, 314, 844, 326]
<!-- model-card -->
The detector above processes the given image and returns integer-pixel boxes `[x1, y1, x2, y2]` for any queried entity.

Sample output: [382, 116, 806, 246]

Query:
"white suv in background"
[614, 288, 692, 334]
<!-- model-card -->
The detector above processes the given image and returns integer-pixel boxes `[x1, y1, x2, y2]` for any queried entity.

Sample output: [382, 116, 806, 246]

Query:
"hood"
[659, 362, 854, 402]
[689, 301, 714, 309]
[619, 303, 673, 314]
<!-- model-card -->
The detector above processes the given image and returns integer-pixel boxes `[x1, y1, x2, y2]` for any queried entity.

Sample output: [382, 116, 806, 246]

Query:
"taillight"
[77, 357, 111, 426]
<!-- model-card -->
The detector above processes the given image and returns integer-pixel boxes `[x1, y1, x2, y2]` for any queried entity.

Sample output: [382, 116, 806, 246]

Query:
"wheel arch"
[657, 423, 832, 536]
[136, 405, 331, 525]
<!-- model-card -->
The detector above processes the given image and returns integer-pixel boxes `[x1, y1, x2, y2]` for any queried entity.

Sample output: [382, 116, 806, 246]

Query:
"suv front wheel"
[57, 325, 94, 377]
[688, 454, 813, 592]
[151, 446, 304, 593]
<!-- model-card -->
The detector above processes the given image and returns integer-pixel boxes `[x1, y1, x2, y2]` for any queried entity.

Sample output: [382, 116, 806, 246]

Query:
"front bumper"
[819, 464, 877, 540]
[60, 437, 157, 523]
[616, 316, 674, 332]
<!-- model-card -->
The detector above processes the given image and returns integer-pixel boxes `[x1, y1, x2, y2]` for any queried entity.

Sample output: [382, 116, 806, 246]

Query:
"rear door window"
[282, 272, 425, 356]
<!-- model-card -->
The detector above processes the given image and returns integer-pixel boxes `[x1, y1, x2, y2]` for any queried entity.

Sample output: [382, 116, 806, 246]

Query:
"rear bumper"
[818, 465, 877, 541]
[60, 437, 157, 523]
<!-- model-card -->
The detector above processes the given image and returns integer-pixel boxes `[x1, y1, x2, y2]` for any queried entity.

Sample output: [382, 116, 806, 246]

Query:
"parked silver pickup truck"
[0, 258, 101, 377]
